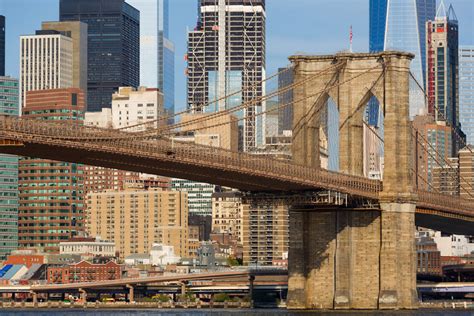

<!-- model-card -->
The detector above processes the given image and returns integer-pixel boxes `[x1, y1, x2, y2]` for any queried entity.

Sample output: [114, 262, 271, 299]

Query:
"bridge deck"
[0, 116, 472, 232]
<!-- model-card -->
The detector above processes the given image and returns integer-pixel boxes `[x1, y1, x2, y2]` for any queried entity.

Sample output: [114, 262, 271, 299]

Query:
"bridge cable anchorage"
[117, 66, 296, 132]
[410, 71, 474, 196]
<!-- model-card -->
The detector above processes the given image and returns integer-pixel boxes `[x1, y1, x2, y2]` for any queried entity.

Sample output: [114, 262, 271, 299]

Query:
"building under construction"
[187, 0, 266, 152]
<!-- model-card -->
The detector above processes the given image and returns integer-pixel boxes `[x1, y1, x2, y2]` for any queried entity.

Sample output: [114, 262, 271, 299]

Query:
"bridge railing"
[417, 190, 474, 215]
[1, 116, 473, 215]
[0, 116, 397, 199]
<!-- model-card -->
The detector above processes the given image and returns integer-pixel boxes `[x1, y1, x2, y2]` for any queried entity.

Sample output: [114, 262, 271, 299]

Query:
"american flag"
[350, 25, 353, 45]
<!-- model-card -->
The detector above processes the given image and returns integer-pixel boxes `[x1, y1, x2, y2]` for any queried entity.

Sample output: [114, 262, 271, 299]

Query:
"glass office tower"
[127, 0, 175, 119]
[0, 76, 19, 259]
[369, 0, 436, 120]
[0, 16, 4, 76]
[459, 46, 474, 145]
[59, 0, 140, 112]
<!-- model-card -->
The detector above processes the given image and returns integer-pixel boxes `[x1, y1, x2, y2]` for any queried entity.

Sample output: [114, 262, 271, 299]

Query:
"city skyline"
[0, 0, 473, 310]
[1, 0, 472, 114]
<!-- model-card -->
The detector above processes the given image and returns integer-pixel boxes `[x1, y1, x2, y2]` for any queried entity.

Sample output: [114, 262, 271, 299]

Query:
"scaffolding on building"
[186, 0, 266, 152]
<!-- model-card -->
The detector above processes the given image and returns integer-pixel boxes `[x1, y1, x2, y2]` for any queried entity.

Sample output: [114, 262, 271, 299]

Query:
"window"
[71, 93, 77, 106]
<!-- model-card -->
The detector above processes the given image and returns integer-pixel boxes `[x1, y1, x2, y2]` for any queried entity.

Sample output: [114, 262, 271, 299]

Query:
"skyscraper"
[19, 30, 73, 109]
[277, 67, 293, 134]
[41, 21, 88, 99]
[413, 115, 454, 189]
[459, 46, 474, 145]
[126, 0, 175, 119]
[426, 3, 459, 126]
[0, 16, 5, 76]
[19, 89, 85, 253]
[369, 0, 436, 118]
[187, 0, 266, 152]
[0, 76, 19, 260]
[459, 145, 474, 199]
[426, 3, 463, 155]
[59, 0, 140, 112]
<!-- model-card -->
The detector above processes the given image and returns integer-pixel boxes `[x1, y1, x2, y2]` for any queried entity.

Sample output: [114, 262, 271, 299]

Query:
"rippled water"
[0, 309, 473, 316]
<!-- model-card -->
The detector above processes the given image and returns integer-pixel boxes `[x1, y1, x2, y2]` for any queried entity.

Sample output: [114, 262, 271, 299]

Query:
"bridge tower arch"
[288, 52, 417, 310]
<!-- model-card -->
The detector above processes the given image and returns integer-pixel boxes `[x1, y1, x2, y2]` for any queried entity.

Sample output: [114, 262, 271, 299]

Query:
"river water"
[0, 309, 472, 316]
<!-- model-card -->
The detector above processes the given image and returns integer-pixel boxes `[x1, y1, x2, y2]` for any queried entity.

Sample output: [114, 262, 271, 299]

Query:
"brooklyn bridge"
[0, 51, 473, 310]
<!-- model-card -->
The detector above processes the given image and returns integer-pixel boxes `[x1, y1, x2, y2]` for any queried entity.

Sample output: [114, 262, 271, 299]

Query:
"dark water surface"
[0, 309, 473, 316]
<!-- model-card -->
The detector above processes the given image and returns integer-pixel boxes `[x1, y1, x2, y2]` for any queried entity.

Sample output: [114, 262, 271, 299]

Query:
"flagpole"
[350, 25, 353, 52]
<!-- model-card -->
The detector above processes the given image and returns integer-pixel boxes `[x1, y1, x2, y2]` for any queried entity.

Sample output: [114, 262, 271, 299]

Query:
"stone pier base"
[287, 205, 417, 310]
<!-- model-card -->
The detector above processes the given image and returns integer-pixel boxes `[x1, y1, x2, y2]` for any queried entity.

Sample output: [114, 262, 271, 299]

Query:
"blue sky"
[1, 0, 473, 112]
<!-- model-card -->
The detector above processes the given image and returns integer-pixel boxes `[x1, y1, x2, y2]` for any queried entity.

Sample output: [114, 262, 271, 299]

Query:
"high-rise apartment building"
[432, 157, 459, 196]
[126, 0, 175, 119]
[242, 202, 288, 266]
[41, 21, 88, 99]
[426, 3, 459, 128]
[369, 0, 436, 119]
[211, 191, 242, 242]
[59, 0, 140, 112]
[0, 16, 5, 76]
[459, 146, 474, 199]
[0, 76, 19, 260]
[19, 89, 85, 253]
[83, 107, 138, 199]
[171, 180, 215, 217]
[83, 86, 168, 207]
[413, 115, 453, 189]
[187, 0, 266, 152]
[19, 30, 73, 109]
[459, 46, 474, 145]
[87, 186, 188, 259]
[82, 166, 139, 195]
[170, 112, 240, 216]
[111, 87, 165, 131]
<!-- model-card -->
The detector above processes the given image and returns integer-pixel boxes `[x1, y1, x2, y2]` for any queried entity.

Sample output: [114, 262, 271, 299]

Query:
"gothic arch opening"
[363, 95, 385, 180]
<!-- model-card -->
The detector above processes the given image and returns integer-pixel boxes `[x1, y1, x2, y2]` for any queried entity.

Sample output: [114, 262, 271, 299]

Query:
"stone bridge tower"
[288, 52, 418, 310]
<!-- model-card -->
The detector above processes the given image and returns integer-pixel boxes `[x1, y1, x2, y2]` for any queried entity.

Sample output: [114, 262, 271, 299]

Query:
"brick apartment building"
[47, 260, 120, 284]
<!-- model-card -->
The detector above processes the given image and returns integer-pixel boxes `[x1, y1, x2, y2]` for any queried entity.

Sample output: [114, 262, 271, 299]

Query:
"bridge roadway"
[0, 269, 287, 293]
[0, 116, 472, 234]
[0, 274, 472, 296]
